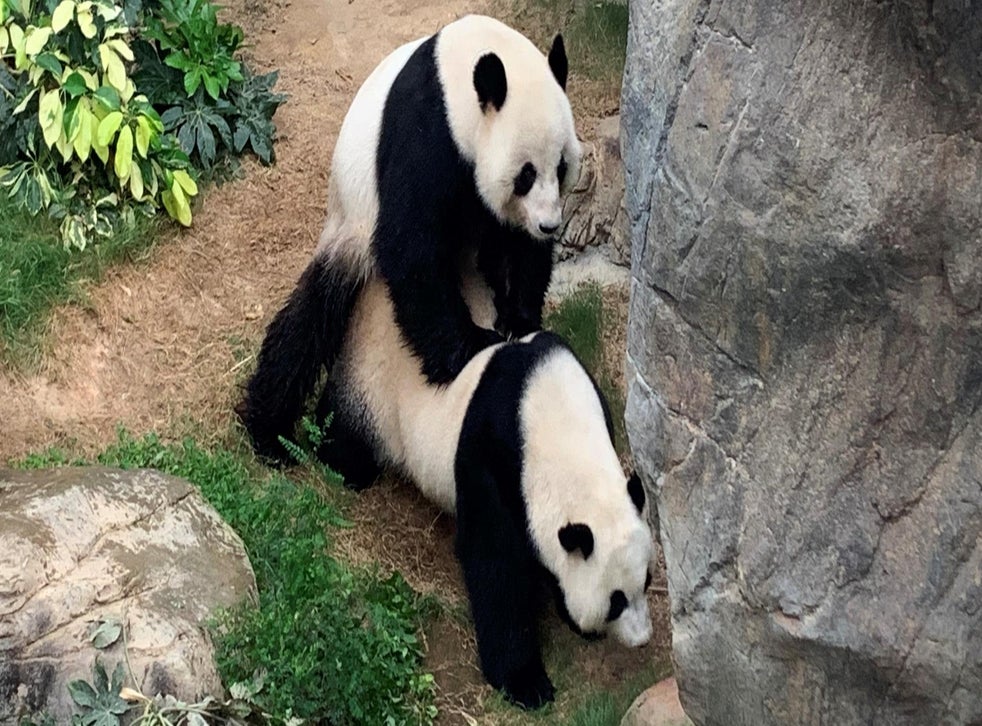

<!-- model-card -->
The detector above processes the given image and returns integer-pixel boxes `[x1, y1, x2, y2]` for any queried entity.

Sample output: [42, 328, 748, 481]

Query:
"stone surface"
[622, 1, 982, 725]
[560, 115, 630, 267]
[622, 677, 694, 726]
[0, 467, 256, 723]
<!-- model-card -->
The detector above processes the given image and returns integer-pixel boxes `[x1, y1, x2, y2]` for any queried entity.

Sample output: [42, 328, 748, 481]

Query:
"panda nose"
[539, 222, 559, 235]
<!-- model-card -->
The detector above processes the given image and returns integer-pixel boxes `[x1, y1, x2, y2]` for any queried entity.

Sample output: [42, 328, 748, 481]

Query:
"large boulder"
[0, 467, 256, 723]
[622, 1, 982, 724]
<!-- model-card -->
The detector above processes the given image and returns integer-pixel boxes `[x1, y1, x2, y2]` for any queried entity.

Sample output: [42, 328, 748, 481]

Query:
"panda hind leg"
[313, 381, 381, 491]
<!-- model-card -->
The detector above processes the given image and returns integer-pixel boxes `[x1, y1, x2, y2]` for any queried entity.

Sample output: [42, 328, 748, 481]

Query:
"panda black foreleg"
[236, 255, 363, 464]
[454, 461, 554, 709]
[313, 380, 381, 491]
[379, 245, 502, 384]
[478, 230, 554, 340]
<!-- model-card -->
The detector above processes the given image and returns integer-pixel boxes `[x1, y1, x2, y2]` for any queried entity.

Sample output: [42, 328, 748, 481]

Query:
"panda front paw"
[500, 661, 555, 710]
[422, 327, 504, 384]
[472, 325, 505, 350]
[497, 312, 541, 340]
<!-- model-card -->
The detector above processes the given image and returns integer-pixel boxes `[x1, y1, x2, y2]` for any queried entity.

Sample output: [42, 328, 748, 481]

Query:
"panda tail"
[236, 249, 365, 464]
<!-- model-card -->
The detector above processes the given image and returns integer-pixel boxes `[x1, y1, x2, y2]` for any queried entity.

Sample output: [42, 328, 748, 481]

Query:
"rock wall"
[622, 1, 982, 724]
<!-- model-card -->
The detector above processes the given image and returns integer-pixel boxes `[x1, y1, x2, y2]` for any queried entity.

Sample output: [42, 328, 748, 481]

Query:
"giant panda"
[314, 246, 655, 709]
[237, 15, 582, 462]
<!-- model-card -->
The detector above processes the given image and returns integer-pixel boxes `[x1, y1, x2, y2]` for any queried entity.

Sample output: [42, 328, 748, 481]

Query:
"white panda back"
[326, 36, 427, 241]
[519, 350, 628, 538]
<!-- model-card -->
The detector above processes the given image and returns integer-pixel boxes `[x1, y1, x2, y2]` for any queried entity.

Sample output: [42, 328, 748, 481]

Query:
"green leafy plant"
[68, 660, 129, 726]
[0, 0, 200, 248]
[142, 0, 242, 100]
[67, 658, 300, 725]
[0, 0, 284, 251]
[136, 0, 285, 172]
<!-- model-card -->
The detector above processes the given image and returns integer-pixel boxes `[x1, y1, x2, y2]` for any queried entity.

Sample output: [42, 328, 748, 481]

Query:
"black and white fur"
[316, 260, 654, 709]
[237, 15, 581, 462]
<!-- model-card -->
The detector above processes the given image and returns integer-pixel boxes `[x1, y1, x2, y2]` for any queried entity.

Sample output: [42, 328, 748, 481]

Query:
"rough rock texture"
[622, 1, 982, 725]
[561, 115, 630, 267]
[0, 467, 256, 724]
[622, 677, 694, 726]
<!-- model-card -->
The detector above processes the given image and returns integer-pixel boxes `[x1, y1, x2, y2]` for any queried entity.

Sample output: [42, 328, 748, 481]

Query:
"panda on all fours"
[237, 14, 583, 464]
[314, 250, 656, 710]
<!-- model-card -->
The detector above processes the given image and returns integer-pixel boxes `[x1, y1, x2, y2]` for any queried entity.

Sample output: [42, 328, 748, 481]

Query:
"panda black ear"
[474, 53, 507, 112]
[559, 523, 594, 560]
[627, 472, 645, 514]
[548, 34, 568, 91]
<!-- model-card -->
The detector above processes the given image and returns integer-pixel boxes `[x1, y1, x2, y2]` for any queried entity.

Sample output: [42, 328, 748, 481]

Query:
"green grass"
[0, 195, 160, 366]
[20, 431, 437, 725]
[564, 665, 663, 726]
[545, 283, 627, 454]
[566, 1, 630, 83]
[515, 0, 629, 84]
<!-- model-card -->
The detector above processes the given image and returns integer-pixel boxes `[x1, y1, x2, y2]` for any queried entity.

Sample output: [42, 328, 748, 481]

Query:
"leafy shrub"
[0, 0, 285, 249]
[0, 0, 199, 247]
[136, 0, 285, 171]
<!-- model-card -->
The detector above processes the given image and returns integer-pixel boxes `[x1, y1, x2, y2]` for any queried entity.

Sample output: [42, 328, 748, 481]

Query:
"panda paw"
[424, 327, 504, 384]
[501, 662, 555, 710]
[497, 312, 541, 340]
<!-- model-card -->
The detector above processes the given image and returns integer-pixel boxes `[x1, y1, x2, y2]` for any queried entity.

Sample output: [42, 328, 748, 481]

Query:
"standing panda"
[237, 15, 582, 462]
[315, 253, 655, 709]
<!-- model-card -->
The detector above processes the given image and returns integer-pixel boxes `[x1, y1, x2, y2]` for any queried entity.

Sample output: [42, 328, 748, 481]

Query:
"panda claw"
[501, 663, 555, 710]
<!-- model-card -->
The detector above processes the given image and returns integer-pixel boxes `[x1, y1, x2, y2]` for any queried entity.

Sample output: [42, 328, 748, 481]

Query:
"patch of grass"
[564, 664, 663, 726]
[545, 283, 627, 454]
[0, 195, 160, 366]
[485, 636, 666, 726]
[546, 282, 604, 372]
[513, 0, 629, 84]
[21, 430, 437, 725]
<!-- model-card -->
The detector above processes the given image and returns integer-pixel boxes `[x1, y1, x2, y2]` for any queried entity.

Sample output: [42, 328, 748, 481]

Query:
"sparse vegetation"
[0, 192, 158, 364]
[512, 0, 629, 84]
[564, 666, 663, 726]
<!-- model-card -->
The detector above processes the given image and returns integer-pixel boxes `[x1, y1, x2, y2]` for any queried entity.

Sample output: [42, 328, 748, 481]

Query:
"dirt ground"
[0, 0, 671, 722]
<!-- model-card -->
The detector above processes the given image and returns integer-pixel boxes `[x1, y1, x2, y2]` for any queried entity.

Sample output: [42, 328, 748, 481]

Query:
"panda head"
[467, 33, 582, 241]
[549, 472, 655, 647]
[437, 15, 583, 239]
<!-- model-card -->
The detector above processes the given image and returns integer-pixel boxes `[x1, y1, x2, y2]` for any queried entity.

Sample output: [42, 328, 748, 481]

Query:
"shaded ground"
[0, 0, 671, 722]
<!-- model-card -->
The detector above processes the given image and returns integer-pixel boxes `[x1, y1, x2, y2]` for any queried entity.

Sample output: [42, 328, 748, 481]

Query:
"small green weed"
[564, 674, 650, 726]
[0, 193, 158, 364]
[546, 282, 604, 372]
[545, 283, 627, 453]
[566, 1, 629, 83]
[25, 430, 437, 725]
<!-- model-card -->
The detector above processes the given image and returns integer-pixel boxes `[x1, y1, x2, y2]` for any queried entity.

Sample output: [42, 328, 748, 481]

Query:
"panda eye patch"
[557, 157, 567, 185]
[514, 162, 537, 196]
[607, 590, 627, 622]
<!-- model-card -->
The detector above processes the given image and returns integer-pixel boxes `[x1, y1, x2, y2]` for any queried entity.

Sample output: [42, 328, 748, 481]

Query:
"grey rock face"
[561, 115, 631, 267]
[622, 1, 982, 724]
[0, 467, 256, 723]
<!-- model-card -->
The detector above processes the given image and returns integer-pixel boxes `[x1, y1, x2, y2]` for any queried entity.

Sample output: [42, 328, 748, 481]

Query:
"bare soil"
[0, 0, 671, 722]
